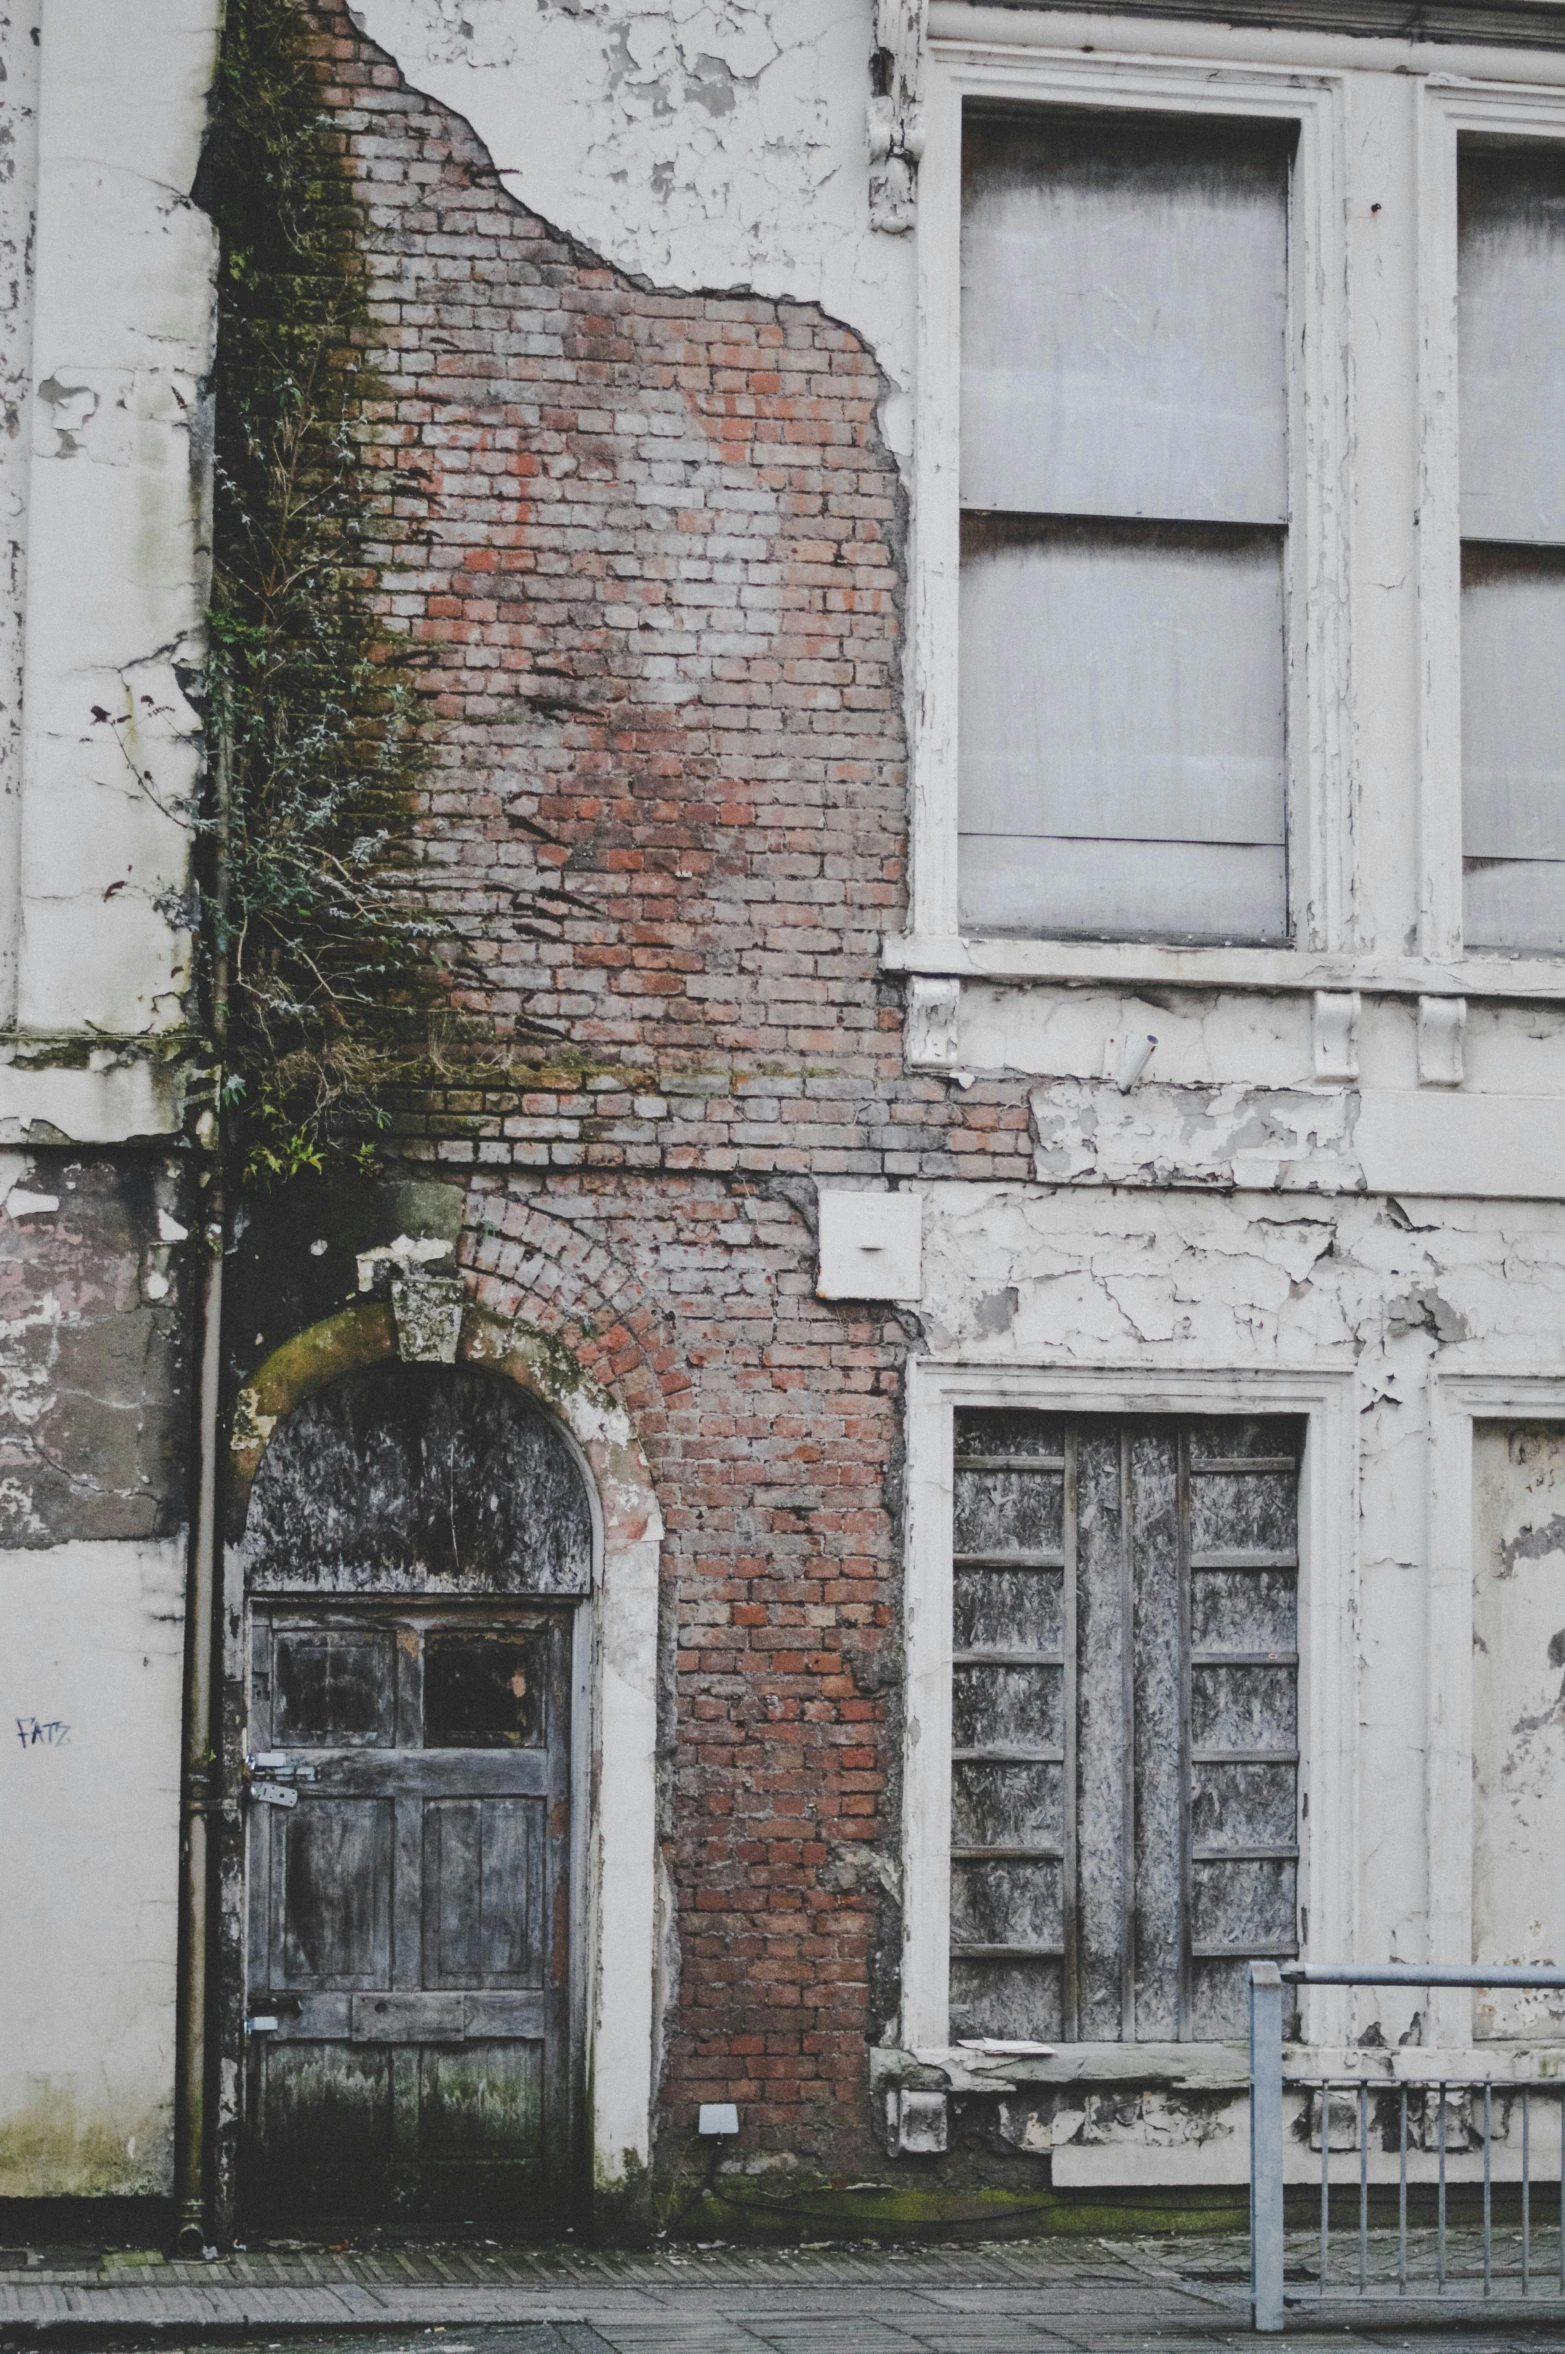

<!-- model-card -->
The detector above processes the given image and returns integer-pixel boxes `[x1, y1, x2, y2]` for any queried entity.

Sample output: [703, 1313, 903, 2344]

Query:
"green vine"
[197, 0, 437, 1186]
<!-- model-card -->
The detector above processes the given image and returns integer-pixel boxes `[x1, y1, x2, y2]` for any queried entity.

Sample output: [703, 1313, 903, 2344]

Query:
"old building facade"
[9, 0, 1565, 2247]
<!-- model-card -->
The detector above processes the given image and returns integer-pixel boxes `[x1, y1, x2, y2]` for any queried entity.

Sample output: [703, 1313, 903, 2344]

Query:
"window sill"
[883, 932, 1565, 1003]
[901, 2041, 1251, 2091]
[896, 2038, 1565, 2093]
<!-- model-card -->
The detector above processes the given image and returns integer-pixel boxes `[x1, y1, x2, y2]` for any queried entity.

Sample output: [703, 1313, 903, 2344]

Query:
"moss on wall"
[197, 0, 437, 1187]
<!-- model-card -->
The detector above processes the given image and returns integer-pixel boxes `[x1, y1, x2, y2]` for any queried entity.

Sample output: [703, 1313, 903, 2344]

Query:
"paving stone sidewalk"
[3, 2234, 1564, 2350]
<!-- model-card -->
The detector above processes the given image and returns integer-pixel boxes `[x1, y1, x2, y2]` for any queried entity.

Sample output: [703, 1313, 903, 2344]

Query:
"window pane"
[1463, 547, 1565, 950]
[1460, 144, 1565, 546]
[273, 1629, 396, 1748]
[424, 1627, 549, 1750]
[961, 109, 1291, 526]
[959, 518, 1287, 941]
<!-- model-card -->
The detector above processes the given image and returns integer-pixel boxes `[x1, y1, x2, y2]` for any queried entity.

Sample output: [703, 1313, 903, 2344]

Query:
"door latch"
[245, 1995, 301, 2035]
[244, 1753, 316, 1807]
[244, 1753, 317, 1782]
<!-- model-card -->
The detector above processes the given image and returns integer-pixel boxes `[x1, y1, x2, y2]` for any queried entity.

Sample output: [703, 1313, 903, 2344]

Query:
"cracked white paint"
[350, 0, 916, 454]
[1030, 1079, 1361, 1193]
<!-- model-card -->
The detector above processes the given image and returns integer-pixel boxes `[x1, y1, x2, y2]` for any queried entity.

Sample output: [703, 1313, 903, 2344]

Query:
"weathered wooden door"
[244, 1604, 574, 2228]
[949, 1412, 1302, 2044]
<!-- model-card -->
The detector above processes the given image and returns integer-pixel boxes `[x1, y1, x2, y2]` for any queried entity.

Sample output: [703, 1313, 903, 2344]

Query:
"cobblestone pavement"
[3, 2233, 1565, 2350]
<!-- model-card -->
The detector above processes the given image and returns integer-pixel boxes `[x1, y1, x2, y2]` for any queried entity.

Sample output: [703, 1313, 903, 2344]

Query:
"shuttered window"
[950, 1412, 1301, 2044]
[957, 109, 1294, 946]
[1460, 142, 1565, 952]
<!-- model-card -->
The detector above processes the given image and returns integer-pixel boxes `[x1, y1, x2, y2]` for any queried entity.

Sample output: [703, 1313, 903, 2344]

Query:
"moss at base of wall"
[0, 2095, 173, 2201]
[661, 2173, 1248, 2244]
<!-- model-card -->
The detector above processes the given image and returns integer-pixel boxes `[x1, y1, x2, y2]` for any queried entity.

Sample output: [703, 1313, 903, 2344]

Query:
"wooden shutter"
[950, 1411, 1300, 2044]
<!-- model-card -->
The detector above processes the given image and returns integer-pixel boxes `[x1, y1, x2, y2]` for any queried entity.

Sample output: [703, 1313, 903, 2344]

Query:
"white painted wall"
[0, 0, 218, 1121]
[0, 1541, 185, 2195]
[0, 0, 40, 1036]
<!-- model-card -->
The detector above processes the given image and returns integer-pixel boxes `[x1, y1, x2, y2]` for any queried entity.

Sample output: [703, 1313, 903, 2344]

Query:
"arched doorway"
[237, 1361, 593, 2232]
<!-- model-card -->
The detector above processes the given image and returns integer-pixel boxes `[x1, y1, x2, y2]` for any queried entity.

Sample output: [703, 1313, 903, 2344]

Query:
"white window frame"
[907, 40, 1349, 975]
[1417, 79, 1565, 966]
[901, 1359, 1358, 2056]
[895, 13, 1565, 1009]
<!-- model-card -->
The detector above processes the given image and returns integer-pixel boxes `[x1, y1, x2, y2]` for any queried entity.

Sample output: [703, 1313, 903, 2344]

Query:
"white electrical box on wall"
[816, 1189, 923, 1303]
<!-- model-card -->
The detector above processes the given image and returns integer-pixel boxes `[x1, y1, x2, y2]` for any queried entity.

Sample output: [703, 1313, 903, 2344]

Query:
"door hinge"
[247, 1780, 298, 1809]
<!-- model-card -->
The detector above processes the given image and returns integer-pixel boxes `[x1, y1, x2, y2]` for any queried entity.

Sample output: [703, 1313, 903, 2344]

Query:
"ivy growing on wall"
[197, 0, 436, 1186]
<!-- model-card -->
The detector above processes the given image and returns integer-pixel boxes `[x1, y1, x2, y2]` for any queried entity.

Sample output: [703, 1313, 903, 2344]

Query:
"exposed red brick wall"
[289, 7, 1033, 2178]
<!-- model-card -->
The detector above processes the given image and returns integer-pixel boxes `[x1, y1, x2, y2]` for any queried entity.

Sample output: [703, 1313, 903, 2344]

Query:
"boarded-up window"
[1472, 1423, 1565, 2039]
[1461, 145, 1565, 952]
[950, 1412, 1301, 2044]
[958, 110, 1294, 945]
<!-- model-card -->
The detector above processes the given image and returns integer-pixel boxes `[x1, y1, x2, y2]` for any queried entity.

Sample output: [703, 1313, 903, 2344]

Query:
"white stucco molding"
[6, 0, 219, 1041]
[931, 0, 1562, 51]
[901, 1358, 1359, 2058]
[869, 0, 928, 232]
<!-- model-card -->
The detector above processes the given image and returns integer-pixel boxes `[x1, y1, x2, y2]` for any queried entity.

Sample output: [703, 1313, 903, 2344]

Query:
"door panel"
[276, 1800, 394, 1988]
[424, 1798, 546, 1985]
[245, 1605, 574, 2230]
[257, 2044, 394, 2183]
[419, 2042, 543, 2160]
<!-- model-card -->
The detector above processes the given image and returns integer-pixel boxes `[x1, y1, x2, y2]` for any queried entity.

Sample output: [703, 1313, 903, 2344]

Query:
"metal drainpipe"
[174, 705, 230, 2254]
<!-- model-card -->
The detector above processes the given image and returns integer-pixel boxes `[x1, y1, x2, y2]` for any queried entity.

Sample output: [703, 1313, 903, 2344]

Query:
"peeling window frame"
[909, 43, 1346, 967]
[1420, 80, 1565, 965]
[1428, 1371, 1565, 2053]
[894, 17, 1565, 1011]
[900, 1361, 1357, 2058]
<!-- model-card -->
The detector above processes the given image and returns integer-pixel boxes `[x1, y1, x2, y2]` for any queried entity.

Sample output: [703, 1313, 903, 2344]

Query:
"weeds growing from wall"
[197, 0, 436, 1186]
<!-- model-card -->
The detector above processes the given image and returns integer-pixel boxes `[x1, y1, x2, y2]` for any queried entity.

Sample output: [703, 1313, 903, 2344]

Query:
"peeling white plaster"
[1029, 1079, 1361, 1193]
[356, 1232, 456, 1292]
[4, 1188, 58, 1217]
[0, 1053, 185, 1143]
[350, 0, 917, 453]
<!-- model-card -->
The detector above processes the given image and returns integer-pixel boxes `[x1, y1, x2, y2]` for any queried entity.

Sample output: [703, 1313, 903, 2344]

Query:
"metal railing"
[1250, 1961, 1565, 2331]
